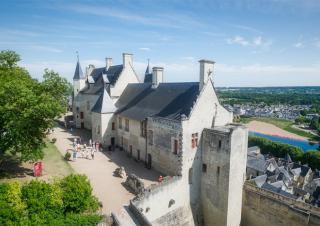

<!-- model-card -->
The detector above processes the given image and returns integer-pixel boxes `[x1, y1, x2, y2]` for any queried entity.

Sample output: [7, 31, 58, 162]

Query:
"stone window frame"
[191, 133, 198, 149]
[148, 130, 153, 145]
[125, 118, 129, 132]
[202, 164, 207, 173]
[112, 122, 115, 130]
[87, 101, 90, 111]
[172, 138, 179, 155]
[140, 121, 146, 137]
[118, 117, 122, 129]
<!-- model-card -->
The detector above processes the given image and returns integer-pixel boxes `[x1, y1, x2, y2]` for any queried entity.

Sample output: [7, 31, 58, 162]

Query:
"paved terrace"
[49, 121, 160, 216]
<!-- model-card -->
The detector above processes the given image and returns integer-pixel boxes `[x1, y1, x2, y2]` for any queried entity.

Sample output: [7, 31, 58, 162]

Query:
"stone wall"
[201, 125, 248, 226]
[117, 117, 147, 161]
[147, 117, 183, 176]
[242, 182, 320, 226]
[131, 176, 194, 225]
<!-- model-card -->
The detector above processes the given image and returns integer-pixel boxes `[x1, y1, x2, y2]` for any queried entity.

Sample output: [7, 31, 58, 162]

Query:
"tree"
[0, 50, 68, 164]
[41, 69, 72, 111]
[0, 182, 27, 225]
[60, 174, 100, 213]
[0, 175, 102, 225]
[0, 50, 20, 69]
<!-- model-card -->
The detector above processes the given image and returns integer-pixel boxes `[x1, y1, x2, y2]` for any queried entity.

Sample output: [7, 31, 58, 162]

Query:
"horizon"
[1, 0, 320, 86]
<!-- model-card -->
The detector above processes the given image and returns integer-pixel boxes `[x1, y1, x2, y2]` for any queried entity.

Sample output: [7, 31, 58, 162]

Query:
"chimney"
[199, 59, 215, 91]
[152, 67, 163, 88]
[87, 64, 95, 77]
[123, 53, 133, 68]
[105, 57, 112, 70]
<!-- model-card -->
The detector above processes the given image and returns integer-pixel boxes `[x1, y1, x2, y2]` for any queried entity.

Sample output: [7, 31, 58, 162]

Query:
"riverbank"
[241, 117, 319, 141]
[247, 121, 308, 141]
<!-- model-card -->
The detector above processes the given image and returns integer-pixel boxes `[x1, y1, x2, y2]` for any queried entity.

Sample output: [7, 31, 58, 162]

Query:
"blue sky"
[1, 0, 320, 86]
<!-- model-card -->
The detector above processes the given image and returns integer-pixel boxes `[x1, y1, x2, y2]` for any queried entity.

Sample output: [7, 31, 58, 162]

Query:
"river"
[249, 131, 320, 152]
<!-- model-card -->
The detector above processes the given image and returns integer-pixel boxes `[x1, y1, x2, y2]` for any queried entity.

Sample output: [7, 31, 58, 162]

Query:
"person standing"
[91, 148, 95, 160]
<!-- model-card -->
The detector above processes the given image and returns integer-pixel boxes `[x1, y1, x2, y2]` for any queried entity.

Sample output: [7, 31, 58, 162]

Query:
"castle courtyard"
[49, 120, 160, 216]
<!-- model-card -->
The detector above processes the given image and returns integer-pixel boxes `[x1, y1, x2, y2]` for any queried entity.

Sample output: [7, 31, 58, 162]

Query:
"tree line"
[249, 136, 320, 170]
[0, 174, 101, 225]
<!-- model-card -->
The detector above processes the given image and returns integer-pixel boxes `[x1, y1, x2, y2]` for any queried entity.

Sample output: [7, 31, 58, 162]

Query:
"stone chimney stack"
[152, 67, 163, 88]
[86, 64, 95, 77]
[106, 57, 112, 70]
[123, 53, 133, 68]
[199, 59, 215, 91]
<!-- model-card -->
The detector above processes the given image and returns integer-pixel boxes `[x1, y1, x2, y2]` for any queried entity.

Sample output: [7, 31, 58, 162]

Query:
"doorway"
[137, 150, 140, 161]
[111, 137, 115, 146]
[81, 122, 84, 129]
[147, 154, 152, 169]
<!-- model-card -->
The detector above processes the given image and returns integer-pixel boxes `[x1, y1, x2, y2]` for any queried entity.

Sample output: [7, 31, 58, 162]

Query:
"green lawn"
[240, 116, 320, 141]
[0, 140, 74, 183]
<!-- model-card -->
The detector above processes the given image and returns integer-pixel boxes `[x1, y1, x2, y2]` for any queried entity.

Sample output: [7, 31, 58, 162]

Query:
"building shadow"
[101, 149, 160, 182]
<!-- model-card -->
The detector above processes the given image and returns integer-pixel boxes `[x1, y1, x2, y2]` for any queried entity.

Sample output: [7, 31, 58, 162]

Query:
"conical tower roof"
[91, 88, 116, 113]
[73, 61, 85, 80]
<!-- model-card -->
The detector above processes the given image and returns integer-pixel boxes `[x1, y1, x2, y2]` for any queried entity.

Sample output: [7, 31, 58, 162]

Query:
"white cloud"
[293, 42, 304, 48]
[139, 47, 151, 51]
[181, 56, 195, 61]
[314, 39, 320, 48]
[227, 36, 249, 46]
[20, 58, 320, 87]
[29, 45, 63, 53]
[229, 24, 262, 34]
[227, 35, 272, 48]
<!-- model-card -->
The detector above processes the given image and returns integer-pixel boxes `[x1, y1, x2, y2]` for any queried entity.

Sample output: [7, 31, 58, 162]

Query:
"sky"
[0, 0, 320, 87]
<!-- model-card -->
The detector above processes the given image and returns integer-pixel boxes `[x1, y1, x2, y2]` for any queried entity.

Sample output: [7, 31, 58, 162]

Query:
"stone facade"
[242, 182, 320, 226]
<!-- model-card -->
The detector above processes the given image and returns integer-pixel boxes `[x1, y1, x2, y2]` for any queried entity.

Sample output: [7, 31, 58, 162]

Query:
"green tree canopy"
[0, 50, 20, 69]
[0, 50, 71, 163]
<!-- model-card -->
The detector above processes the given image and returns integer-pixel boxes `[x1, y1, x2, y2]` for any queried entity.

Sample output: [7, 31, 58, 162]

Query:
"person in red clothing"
[158, 175, 163, 183]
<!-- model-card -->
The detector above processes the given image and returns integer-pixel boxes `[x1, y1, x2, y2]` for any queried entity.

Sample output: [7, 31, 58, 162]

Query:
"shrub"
[249, 136, 304, 161]
[0, 175, 101, 225]
[0, 182, 27, 225]
[301, 150, 320, 170]
[51, 138, 57, 143]
[60, 174, 100, 213]
[22, 180, 63, 225]
[65, 152, 71, 161]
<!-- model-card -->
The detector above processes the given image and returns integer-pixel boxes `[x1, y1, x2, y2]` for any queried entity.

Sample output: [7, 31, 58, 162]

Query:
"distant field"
[241, 116, 320, 141]
[0, 140, 74, 183]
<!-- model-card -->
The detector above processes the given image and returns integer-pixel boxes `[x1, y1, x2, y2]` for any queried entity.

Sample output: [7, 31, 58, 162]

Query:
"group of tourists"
[71, 138, 101, 161]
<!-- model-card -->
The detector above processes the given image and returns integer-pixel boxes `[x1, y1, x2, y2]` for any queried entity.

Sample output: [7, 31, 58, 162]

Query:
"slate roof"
[144, 73, 153, 83]
[90, 65, 123, 85]
[262, 183, 297, 199]
[115, 82, 200, 121]
[91, 87, 116, 113]
[73, 61, 85, 80]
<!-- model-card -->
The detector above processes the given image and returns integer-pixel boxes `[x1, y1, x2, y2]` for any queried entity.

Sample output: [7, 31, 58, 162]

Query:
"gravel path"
[49, 123, 160, 216]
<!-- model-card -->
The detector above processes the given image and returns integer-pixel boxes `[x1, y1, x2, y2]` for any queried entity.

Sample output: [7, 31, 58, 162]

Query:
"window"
[189, 168, 193, 184]
[148, 130, 153, 145]
[217, 166, 220, 176]
[191, 133, 198, 148]
[87, 101, 90, 110]
[218, 140, 222, 149]
[97, 125, 100, 135]
[173, 139, 178, 155]
[118, 117, 122, 129]
[202, 164, 207, 173]
[76, 107, 79, 112]
[80, 112, 84, 119]
[112, 122, 115, 130]
[140, 121, 146, 137]
[125, 119, 129, 132]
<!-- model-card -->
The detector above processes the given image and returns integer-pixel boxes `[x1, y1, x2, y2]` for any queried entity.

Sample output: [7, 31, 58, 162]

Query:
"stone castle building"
[72, 53, 320, 226]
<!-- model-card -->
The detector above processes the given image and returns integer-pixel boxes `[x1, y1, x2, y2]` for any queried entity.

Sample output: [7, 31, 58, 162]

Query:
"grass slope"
[241, 116, 319, 141]
[0, 140, 74, 183]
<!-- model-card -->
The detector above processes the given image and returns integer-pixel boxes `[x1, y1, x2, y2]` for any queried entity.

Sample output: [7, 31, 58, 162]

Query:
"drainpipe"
[145, 118, 148, 167]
